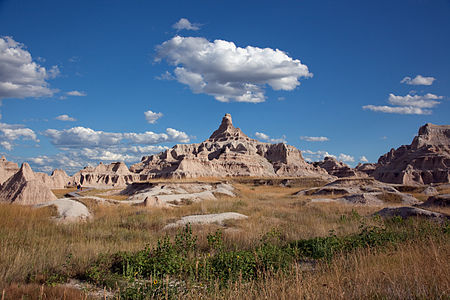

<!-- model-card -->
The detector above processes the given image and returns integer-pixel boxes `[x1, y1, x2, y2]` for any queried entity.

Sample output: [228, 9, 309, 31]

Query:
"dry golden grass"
[188, 236, 450, 299]
[1, 178, 448, 299]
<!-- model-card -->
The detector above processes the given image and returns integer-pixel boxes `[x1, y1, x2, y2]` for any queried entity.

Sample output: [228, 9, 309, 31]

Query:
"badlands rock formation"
[34, 169, 71, 189]
[0, 163, 57, 205]
[72, 162, 140, 187]
[373, 123, 450, 185]
[0, 156, 19, 184]
[131, 114, 328, 179]
[313, 156, 366, 178]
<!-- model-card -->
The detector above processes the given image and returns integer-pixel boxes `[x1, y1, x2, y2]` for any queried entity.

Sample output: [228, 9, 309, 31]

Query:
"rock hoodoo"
[0, 163, 57, 205]
[373, 123, 450, 185]
[130, 114, 328, 179]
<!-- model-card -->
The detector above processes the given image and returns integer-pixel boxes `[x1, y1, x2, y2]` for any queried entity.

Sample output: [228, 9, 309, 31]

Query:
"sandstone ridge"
[373, 123, 450, 185]
[130, 114, 329, 179]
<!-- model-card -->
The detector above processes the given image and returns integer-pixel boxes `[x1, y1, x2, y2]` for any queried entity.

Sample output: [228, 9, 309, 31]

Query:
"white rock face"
[0, 163, 57, 205]
[164, 212, 248, 229]
[123, 182, 235, 207]
[131, 114, 328, 179]
[373, 123, 450, 185]
[35, 198, 91, 222]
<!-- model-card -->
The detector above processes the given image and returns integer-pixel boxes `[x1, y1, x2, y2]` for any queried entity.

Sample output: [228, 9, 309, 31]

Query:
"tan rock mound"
[313, 156, 366, 178]
[34, 169, 71, 189]
[35, 198, 91, 222]
[0, 163, 57, 205]
[0, 155, 19, 184]
[373, 123, 450, 185]
[131, 114, 329, 179]
[355, 163, 377, 176]
[375, 207, 449, 220]
[72, 161, 140, 187]
[420, 194, 450, 207]
[164, 212, 248, 229]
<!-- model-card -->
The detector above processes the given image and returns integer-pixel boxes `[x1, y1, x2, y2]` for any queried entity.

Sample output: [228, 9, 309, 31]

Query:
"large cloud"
[0, 36, 57, 100]
[44, 126, 189, 148]
[401, 75, 435, 86]
[155, 36, 312, 103]
[363, 92, 442, 115]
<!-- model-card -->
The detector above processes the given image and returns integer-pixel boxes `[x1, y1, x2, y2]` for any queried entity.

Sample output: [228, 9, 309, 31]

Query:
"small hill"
[0, 163, 57, 205]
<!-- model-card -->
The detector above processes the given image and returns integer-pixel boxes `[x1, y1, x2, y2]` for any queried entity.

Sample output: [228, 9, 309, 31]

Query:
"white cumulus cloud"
[362, 105, 432, 115]
[144, 110, 163, 124]
[359, 156, 369, 163]
[255, 132, 286, 143]
[172, 18, 201, 31]
[55, 114, 77, 121]
[155, 36, 312, 103]
[363, 92, 442, 115]
[0, 36, 57, 100]
[401, 75, 435, 86]
[300, 136, 329, 142]
[301, 150, 354, 163]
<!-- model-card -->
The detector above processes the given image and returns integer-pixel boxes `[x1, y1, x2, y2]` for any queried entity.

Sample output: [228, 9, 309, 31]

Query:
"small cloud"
[66, 90, 87, 96]
[68, 56, 80, 63]
[144, 110, 163, 124]
[359, 156, 368, 163]
[255, 132, 286, 144]
[381, 136, 387, 140]
[300, 136, 329, 142]
[155, 71, 174, 81]
[172, 18, 201, 31]
[401, 75, 435, 86]
[55, 114, 76, 122]
[338, 153, 355, 163]
[277, 97, 285, 101]
[46, 65, 60, 79]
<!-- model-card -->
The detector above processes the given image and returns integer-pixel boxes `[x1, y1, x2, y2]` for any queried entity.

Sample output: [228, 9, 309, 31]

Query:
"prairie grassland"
[0, 179, 448, 299]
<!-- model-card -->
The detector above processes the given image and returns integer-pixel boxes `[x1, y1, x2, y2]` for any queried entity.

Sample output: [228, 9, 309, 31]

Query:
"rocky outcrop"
[373, 123, 450, 185]
[72, 162, 141, 187]
[313, 156, 366, 178]
[131, 114, 328, 179]
[34, 169, 71, 189]
[355, 163, 377, 176]
[375, 207, 449, 220]
[0, 163, 57, 205]
[421, 194, 450, 207]
[0, 156, 19, 185]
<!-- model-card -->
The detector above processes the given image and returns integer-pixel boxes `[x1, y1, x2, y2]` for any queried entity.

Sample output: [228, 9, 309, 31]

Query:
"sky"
[0, 0, 449, 174]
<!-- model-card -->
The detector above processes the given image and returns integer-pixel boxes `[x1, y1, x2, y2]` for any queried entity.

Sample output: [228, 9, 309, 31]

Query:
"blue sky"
[0, 0, 449, 174]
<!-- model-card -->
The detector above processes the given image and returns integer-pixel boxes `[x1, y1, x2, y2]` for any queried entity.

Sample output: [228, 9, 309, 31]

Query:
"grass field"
[0, 179, 448, 299]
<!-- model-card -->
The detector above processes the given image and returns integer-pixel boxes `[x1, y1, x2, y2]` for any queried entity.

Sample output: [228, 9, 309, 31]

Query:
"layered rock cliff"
[72, 161, 141, 187]
[131, 114, 328, 179]
[0, 156, 19, 185]
[313, 156, 366, 178]
[373, 123, 450, 185]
